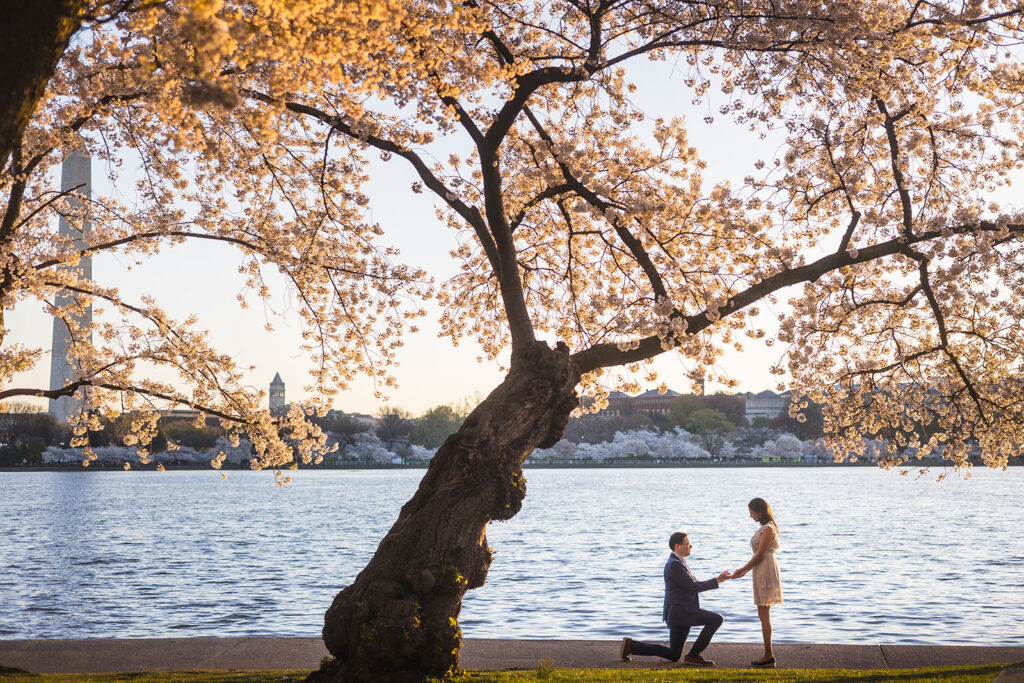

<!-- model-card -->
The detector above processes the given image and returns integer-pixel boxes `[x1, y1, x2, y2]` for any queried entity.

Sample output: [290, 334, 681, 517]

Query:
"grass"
[0, 664, 1016, 683]
[450, 664, 1012, 682]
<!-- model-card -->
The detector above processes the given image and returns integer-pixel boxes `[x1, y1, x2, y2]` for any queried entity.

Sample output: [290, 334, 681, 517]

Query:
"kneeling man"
[620, 531, 731, 667]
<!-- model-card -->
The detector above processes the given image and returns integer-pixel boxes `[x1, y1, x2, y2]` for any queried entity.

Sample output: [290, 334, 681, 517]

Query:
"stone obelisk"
[48, 146, 93, 423]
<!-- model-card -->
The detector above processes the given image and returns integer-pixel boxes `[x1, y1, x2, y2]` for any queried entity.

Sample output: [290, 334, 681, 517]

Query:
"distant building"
[269, 373, 286, 414]
[603, 391, 632, 416]
[597, 387, 793, 423]
[630, 388, 681, 415]
[742, 390, 791, 422]
[320, 408, 377, 427]
[601, 388, 681, 416]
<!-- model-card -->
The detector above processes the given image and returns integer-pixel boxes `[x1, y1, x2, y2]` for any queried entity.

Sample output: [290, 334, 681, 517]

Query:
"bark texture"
[0, 0, 87, 169]
[310, 341, 579, 682]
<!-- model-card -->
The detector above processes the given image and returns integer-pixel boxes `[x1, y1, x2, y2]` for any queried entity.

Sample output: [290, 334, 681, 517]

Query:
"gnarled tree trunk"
[0, 0, 87, 169]
[309, 341, 579, 682]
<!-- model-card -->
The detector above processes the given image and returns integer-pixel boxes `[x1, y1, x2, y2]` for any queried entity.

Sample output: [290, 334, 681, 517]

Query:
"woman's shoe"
[751, 657, 776, 668]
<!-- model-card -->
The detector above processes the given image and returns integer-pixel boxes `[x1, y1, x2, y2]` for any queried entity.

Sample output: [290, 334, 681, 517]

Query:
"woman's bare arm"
[733, 525, 775, 577]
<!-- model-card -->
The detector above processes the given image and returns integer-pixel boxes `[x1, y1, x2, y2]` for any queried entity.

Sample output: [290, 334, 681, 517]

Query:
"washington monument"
[48, 146, 92, 423]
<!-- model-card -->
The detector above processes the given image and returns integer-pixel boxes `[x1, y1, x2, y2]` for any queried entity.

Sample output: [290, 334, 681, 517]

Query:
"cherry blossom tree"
[3, 1, 1024, 681]
[1, 0, 429, 469]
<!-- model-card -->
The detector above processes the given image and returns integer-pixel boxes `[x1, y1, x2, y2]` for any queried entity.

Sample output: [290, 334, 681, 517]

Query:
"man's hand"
[717, 570, 733, 582]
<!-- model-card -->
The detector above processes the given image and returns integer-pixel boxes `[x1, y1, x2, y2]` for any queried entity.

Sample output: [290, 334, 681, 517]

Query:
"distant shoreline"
[2, 460, 1009, 473]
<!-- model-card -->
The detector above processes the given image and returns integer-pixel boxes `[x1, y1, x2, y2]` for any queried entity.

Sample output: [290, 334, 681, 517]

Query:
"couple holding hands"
[619, 497, 783, 669]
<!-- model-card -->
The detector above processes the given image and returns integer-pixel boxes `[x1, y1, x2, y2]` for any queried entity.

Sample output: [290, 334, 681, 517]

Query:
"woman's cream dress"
[751, 523, 783, 606]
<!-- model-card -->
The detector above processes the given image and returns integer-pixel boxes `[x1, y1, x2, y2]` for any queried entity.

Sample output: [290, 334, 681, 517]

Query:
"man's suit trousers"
[629, 609, 724, 661]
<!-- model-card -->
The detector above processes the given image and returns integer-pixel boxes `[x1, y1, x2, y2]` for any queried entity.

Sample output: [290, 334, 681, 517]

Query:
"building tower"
[48, 146, 93, 423]
[269, 373, 286, 414]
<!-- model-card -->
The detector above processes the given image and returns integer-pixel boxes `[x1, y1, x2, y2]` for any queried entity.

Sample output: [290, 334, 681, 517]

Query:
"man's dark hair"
[668, 531, 688, 549]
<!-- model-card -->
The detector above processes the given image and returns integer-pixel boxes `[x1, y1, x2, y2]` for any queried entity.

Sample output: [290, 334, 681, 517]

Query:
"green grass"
[449, 664, 1010, 682]
[0, 664, 1016, 683]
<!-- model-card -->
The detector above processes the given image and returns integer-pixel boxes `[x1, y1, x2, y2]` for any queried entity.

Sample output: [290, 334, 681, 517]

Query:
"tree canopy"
[413, 403, 470, 449]
[3, 1, 1023, 471]
[3, 1, 1022, 473]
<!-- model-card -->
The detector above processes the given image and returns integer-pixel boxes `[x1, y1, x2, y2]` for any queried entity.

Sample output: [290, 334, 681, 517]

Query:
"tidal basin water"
[0, 467, 1021, 645]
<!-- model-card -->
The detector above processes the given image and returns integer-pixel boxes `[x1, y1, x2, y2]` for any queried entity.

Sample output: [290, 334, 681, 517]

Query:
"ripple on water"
[1, 467, 1022, 644]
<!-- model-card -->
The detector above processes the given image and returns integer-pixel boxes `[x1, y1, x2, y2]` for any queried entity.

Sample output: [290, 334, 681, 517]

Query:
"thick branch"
[0, 152, 27, 241]
[520, 106, 668, 300]
[874, 97, 916, 235]
[476, 147, 536, 350]
[240, 89, 501, 277]
[820, 126, 862, 253]
[33, 228, 404, 281]
[572, 221, 1024, 373]
[0, 380, 248, 425]
[509, 183, 572, 233]
[904, 246, 989, 421]
[483, 65, 595, 151]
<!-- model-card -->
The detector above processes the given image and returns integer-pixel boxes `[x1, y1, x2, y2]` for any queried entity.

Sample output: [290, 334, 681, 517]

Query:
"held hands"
[731, 568, 749, 579]
[717, 570, 733, 582]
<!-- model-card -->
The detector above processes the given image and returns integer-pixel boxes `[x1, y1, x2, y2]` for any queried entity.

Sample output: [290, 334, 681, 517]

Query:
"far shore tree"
[0, 402, 59, 465]
[564, 410, 656, 443]
[731, 424, 779, 454]
[682, 408, 735, 456]
[311, 412, 370, 461]
[702, 394, 748, 427]
[668, 394, 705, 425]
[2, 2, 1024, 681]
[375, 406, 414, 453]
[412, 403, 469, 449]
[773, 399, 826, 440]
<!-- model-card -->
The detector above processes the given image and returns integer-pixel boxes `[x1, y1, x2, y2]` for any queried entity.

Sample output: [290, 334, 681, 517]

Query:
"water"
[0, 467, 1021, 645]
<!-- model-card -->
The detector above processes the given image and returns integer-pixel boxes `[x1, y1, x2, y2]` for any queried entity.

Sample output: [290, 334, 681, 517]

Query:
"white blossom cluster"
[530, 429, 832, 463]
[42, 436, 253, 468]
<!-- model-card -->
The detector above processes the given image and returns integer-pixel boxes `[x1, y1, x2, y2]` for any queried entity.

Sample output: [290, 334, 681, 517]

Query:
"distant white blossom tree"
[343, 431, 396, 466]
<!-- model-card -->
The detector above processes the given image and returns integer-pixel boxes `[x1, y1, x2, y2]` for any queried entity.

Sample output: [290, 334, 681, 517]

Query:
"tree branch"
[874, 96, 916, 236]
[520, 105, 669, 300]
[572, 221, 1024, 373]
[239, 88, 500, 277]
[0, 380, 250, 425]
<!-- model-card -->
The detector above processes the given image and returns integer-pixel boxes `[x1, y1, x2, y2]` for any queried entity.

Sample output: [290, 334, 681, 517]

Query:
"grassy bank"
[0, 663, 1017, 682]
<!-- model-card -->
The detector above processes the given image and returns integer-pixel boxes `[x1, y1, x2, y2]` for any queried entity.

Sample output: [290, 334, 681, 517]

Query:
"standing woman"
[732, 497, 783, 668]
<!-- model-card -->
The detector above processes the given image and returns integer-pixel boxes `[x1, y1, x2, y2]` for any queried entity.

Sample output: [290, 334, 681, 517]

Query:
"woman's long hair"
[748, 497, 777, 528]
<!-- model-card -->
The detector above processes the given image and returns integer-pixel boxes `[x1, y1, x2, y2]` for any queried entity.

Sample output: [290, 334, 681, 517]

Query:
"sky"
[2, 58, 847, 417]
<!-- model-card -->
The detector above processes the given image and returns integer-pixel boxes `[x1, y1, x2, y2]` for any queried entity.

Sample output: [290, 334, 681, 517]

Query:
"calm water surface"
[0, 467, 1021, 644]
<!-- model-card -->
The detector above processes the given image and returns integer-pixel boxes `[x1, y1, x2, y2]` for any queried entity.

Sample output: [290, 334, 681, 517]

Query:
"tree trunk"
[310, 341, 579, 682]
[0, 0, 87, 169]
